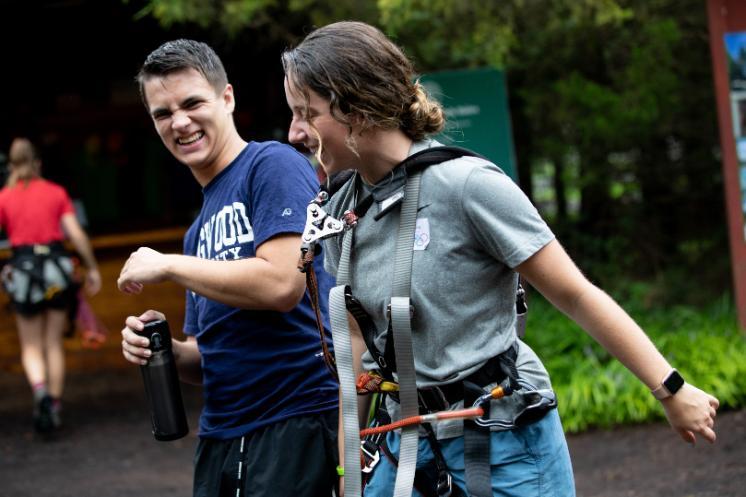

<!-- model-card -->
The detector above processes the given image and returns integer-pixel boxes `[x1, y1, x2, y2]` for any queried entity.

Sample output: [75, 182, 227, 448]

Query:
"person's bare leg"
[44, 308, 68, 429]
[44, 309, 68, 399]
[17, 312, 56, 431]
[16, 313, 47, 389]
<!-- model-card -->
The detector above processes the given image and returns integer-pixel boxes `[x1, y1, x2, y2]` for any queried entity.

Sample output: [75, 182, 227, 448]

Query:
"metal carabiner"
[469, 380, 513, 428]
[472, 386, 557, 429]
[300, 202, 346, 252]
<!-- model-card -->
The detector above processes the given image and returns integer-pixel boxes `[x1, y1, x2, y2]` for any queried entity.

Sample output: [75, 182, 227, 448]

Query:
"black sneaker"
[33, 394, 54, 434]
[50, 399, 62, 430]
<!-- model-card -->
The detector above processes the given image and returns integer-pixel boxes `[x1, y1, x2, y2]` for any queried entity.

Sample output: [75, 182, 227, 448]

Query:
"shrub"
[524, 292, 746, 432]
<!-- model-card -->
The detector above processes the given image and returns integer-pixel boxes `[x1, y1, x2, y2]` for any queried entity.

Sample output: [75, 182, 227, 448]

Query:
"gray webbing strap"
[464, 426, 492, 496]
[389, 171, 422, 497]
[464, 381, 493, 497]
[328, 171, 424, 497]
[329, 230, 362, 497]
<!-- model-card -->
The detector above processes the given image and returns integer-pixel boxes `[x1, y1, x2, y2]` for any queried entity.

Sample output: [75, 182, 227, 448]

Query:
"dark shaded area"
[0, 369, 743, 497]
[0, 0, 303, 234]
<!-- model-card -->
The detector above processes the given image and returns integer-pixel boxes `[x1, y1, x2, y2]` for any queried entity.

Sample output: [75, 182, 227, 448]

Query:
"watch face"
[664, 370, 685, 394]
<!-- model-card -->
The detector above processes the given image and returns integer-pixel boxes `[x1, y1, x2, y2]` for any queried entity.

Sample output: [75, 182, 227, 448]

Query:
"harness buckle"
[33, 245, 51, 256]
[436, 471, 454, 497]
[385, 302, 415, 319]
[516, 283, 527, 315]
[360, 440, 380, 473]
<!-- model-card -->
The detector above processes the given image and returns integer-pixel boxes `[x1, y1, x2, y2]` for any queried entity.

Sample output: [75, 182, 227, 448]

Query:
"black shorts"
[193, 409, 338, 497]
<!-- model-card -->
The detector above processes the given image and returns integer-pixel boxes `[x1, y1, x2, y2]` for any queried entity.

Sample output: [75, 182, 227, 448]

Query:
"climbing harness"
[359, 379, 516, 438]
[299, 146, 556, 497]
[2, 242, 75, 313]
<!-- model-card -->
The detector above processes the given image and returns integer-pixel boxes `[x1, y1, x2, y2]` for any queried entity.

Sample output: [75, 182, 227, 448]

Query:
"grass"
[522, 291, 746, 432]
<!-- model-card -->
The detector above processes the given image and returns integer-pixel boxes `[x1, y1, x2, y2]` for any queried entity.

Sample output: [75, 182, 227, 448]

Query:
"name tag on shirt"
[375, 190, 405, 220]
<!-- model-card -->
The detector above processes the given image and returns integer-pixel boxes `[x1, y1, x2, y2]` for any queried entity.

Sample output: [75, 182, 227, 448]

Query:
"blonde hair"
[7, 138, 41, 188]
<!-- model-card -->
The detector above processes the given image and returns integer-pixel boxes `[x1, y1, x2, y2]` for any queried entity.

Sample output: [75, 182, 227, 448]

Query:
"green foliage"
[126, 0, 631, 70]
[126, 0, 377, 38]
[525, 292, 746, 433]
[377, 0, 519, 69]
[523, 1, 725, 289]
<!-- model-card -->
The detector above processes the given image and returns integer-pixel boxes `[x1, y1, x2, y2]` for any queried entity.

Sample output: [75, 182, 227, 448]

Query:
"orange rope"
[359, 385, 511, 437]
[360, 407, 485, 437]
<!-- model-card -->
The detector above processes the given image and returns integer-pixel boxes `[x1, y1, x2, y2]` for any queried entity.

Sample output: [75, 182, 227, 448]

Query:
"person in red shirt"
[0, 137, 101, 434]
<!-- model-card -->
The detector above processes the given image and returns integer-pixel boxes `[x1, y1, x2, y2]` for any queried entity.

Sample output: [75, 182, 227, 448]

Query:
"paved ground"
[569, 407, 745, 497]
[0, 368, 743, 497]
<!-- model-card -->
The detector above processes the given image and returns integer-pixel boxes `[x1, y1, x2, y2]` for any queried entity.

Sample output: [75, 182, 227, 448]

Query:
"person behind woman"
[1, 137, 101, 433]
[282, 21, 719, 497]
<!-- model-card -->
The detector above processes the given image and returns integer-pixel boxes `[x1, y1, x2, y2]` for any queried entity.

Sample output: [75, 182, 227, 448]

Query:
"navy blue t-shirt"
[183, 141, 337, 440]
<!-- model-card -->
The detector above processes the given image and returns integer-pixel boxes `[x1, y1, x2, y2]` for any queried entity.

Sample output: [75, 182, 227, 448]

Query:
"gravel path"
[0, 369, 742, 497]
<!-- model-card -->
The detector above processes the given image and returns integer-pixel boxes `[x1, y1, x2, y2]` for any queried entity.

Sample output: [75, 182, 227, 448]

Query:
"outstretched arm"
[516, 239, 719, 444]
[61, 212, 101, 295]
[117, 233, 306, 312]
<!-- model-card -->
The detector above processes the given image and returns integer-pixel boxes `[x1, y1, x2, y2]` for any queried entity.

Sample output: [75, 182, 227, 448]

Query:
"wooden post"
[707, 0, 746, 329]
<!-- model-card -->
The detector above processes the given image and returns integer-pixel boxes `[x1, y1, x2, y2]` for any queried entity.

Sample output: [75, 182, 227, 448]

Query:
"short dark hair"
[136, 39, 228, 106]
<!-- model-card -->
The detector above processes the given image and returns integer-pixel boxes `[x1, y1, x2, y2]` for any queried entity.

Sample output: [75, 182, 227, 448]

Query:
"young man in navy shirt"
[118, 39, 338, 497]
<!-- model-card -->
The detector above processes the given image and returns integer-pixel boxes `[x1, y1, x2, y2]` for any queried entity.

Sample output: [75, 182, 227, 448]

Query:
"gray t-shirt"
[323, 140, 556, 437]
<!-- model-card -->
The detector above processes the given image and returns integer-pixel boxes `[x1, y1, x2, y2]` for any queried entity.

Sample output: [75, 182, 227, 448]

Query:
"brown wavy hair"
[282, 21, 445, 143]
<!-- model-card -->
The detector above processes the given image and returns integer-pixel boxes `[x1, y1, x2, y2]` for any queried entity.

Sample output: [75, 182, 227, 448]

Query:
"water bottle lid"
[138, 319, 172, 352]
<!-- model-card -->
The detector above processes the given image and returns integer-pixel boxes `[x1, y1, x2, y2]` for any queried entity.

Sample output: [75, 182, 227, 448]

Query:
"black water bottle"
[137, 319, 189, 441]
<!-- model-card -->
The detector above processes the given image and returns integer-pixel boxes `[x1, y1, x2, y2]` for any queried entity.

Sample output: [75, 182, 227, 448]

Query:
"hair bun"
[405, 82, 445, 139]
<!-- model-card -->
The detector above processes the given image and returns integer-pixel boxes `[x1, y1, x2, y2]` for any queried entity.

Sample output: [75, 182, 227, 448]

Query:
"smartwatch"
[651, 369, 685, 400]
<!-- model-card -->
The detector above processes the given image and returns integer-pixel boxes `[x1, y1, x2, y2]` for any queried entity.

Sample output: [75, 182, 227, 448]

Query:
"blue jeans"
[364, 409, 575, 497]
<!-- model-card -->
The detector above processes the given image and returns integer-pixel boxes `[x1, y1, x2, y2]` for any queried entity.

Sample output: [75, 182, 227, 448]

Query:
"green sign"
[420, 67, 518, 180]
